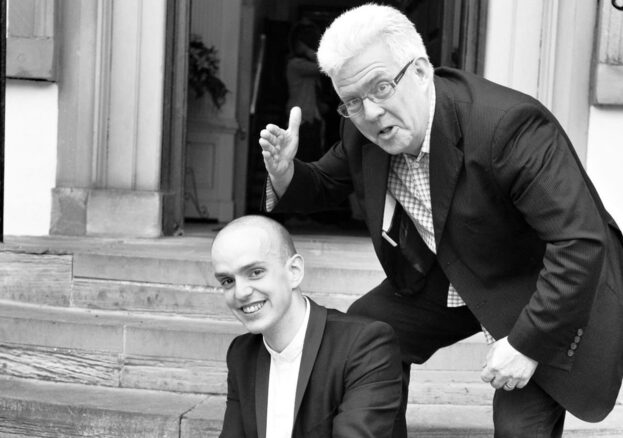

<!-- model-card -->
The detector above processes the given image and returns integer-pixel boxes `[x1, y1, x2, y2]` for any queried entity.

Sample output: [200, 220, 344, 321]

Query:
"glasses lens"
[338, 100, 362, 117]
[371, 81, 395, 101]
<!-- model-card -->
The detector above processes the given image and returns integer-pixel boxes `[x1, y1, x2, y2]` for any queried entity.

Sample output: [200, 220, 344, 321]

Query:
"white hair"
[317, 3, 429, 78]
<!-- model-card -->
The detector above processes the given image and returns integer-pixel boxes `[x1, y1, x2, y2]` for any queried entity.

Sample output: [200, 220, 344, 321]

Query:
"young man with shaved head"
[211, 215, 402, 438]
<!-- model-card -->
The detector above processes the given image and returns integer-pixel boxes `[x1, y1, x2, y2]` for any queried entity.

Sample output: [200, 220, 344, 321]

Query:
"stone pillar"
[52, 0, 168, 237]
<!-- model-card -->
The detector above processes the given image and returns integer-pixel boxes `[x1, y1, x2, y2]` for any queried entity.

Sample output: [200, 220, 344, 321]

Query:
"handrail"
[250, 34, 266, 116]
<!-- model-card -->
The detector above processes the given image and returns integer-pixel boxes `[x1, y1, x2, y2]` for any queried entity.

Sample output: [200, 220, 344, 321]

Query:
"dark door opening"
[244, 0, 486, 235]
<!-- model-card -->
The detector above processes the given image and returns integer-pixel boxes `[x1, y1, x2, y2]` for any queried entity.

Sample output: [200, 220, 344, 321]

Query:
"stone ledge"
[181, 395, 623, 438]
[0, 376, 205, 438]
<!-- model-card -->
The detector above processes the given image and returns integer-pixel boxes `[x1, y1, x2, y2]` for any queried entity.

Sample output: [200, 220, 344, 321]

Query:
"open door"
[243, 0, 487, 234]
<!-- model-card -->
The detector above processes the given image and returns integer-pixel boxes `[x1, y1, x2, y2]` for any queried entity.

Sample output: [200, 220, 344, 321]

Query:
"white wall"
[4, 80, 58, 236]
[586, 107, 623, 226]
[484, 0, 623, 227]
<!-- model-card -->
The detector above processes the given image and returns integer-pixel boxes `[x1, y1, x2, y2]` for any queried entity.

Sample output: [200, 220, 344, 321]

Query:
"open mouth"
[241, 301, 266, 314]
[378, 126, 396, 138]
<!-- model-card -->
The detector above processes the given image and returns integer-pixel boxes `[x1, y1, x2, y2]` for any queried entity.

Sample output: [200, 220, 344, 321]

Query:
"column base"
[51, 188, 163, 238]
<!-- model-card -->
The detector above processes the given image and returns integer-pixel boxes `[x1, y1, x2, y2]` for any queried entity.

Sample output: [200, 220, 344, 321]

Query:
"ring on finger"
[503, 382, 515, 390]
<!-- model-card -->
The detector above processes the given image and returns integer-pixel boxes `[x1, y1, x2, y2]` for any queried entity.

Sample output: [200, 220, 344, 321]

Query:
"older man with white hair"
[259, 3, 623, 437]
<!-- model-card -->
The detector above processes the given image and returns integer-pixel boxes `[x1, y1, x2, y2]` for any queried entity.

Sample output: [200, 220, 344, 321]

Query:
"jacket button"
[570, 343, 578, 350]
[567, 350, 575, 357]
[577, 328, 584, 336]
[574, 336, 581, 343]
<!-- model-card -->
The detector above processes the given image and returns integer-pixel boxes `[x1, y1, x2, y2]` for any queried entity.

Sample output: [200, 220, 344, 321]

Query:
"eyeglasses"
[337, 59, 414, 118]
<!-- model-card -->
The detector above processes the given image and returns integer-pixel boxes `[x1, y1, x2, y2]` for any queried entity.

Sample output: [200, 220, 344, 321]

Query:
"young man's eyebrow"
[214, 261, 265, 278]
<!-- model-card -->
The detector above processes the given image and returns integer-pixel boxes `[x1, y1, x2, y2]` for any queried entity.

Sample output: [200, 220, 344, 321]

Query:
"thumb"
[288, 107, 302, 134]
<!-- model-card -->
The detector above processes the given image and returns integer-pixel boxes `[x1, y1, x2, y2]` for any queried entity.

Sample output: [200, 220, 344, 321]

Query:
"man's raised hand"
[258, 107, 302, 195]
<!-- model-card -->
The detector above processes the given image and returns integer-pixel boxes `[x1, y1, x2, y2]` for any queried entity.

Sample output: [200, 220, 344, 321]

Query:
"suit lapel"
[429, 76, 463, 247]
[293, 299, 327, 422]
[363, 143, 390, 249]
[255, 344, 270, 438]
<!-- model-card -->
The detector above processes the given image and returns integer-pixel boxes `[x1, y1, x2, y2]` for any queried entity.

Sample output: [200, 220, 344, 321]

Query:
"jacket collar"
[255, 340, 270, 438]
[293, 299, 326, 420]
[429, 74, 463, 247]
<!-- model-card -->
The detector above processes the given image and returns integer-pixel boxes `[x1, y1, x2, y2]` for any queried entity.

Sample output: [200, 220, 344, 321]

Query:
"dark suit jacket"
[220, 298, 402, 437]
[271, 68, 623, 422]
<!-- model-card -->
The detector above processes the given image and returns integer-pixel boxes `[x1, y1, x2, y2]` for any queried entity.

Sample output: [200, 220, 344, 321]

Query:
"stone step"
[0, 376, 214, 438]
[71, 277, 367, 317]
[0, 234, 384, 316]
[0, 299, 492, 397]
[2, 376, 621, 438]
[71, 240, 383, 292]
[2, 236, 621, 435]
[406, 404, 623, 437]
[3, 300, 621, 408]
[180, 391, 623, 438]
[0, 300, 242, 393]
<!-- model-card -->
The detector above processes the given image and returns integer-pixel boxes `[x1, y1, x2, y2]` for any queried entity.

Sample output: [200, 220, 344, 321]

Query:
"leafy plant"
[188, 34, 229, 109]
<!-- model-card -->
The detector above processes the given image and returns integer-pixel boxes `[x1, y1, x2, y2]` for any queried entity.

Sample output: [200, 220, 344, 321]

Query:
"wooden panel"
[593, 0, 623, 105]
[184, 138, 216, 219]
[484, 0, 544, 97]
[185, 0, 241, 222]
[6, 0, 56, 80]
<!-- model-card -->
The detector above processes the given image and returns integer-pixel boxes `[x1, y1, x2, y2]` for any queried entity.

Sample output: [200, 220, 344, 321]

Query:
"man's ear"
[287, 254, 305, 289]
[413, 57, 432, 84]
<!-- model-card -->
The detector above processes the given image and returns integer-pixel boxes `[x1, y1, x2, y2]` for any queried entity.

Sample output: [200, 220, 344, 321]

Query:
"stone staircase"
[0, 234, 621, 437]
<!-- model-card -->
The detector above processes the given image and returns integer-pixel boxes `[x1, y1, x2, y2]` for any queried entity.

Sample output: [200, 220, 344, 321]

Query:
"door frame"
[161, 0, 191, 235]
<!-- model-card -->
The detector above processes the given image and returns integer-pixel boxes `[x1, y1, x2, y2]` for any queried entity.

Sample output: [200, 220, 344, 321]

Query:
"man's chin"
[378, 142, 407, 155]
[241, 322, 264, 334]
[235, 315, 264, 334]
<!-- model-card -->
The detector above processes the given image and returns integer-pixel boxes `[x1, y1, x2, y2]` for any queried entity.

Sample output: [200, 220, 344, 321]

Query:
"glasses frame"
[337, 58, 415, 118]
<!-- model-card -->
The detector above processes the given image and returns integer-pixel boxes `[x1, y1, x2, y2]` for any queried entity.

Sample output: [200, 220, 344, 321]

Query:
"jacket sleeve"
[490, 101, 607, 370]
[268, 123, 355, 214]
[332, 321, 403, 438]
[219, 338, 245, 438]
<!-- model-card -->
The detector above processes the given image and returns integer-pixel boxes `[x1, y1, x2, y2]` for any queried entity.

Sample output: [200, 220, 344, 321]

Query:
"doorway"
[242, 0, 487, 235]
[170, 0, 487, 236]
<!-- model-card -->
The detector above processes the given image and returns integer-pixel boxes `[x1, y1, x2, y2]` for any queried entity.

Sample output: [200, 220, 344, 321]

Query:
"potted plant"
[188, 34, 229, 109]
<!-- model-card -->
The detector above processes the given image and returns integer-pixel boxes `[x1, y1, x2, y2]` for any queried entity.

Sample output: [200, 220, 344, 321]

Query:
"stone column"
[52, 0, 168, 237]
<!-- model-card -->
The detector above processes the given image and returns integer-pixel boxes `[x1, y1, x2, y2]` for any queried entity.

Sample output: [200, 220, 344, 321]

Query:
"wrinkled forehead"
[331, 42, 399, 94]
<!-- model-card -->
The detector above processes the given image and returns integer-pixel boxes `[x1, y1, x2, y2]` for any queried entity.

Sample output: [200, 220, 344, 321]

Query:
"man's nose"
[361, 98, 385, 120]
[234, 280, 253, 300]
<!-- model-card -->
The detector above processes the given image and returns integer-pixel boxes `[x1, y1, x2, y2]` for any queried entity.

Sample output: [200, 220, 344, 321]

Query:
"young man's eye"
[219, 278, 234, 288]
[250, 268, 264, 278]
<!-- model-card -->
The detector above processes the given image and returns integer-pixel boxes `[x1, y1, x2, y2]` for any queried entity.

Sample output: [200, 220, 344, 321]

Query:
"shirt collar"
[405, 81, 436, 161]
[263, 296, 310, 362]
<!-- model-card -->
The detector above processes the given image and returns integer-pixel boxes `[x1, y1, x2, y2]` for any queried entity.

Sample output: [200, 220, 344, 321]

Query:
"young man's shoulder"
[226, 331, 263, 360]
